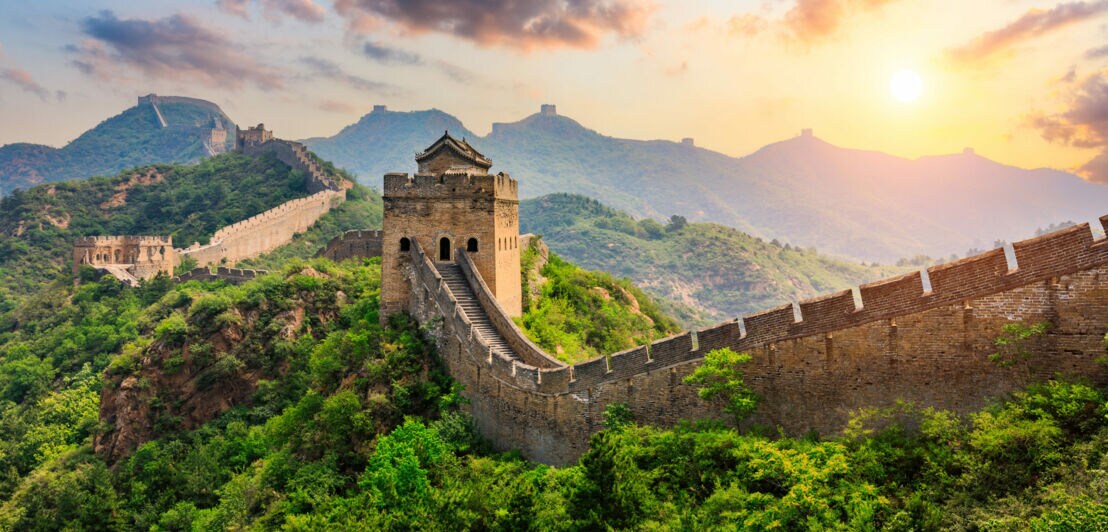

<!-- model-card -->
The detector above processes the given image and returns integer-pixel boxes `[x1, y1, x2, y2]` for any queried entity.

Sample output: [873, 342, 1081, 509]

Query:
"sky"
[0, 0, 1106, 182]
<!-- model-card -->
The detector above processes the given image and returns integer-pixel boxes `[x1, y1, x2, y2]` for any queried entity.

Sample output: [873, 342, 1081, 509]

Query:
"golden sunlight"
[890, 69, 923, 103]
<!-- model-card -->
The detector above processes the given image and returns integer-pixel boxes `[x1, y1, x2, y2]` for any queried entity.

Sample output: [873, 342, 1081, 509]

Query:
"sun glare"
[890, 69, 923, 103]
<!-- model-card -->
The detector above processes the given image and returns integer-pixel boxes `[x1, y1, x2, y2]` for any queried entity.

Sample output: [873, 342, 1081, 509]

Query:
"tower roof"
[416, 131, 492, 171]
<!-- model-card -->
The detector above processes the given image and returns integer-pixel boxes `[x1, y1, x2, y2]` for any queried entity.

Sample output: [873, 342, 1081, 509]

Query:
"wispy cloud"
[70, 11, 284, 89]
[216, 0, 326, 22]
[1029, 69, 1108, 182]
[318, 99, 357, 113]
[725, 0, 901, 45]
[1086, 44, 1108, 58]
[333, 0, 655, 50]
[298, 56, 395, 93]
[0, 67, 51, 100]
[948, 1, 1108, 64]
[362, 41, 423, 65]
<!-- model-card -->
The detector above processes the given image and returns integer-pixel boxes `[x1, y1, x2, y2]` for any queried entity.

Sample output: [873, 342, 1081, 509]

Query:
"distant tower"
[800, 128, 813, 138]
[681, 138, 695, 146]
[208, 117, 228, 154]
[235, 123, 273, 152]
[380, 132, 522, 320]
[963, 147, 975, 156]
[373, 105, 387, 113]
[540, 104, 557, 116]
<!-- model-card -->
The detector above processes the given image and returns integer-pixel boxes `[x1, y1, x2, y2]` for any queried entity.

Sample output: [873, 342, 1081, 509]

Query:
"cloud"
[216, 0, 250, 17]
[332, 0, 655, 49]
[216, 0, 325, 22]
[1029, 70, 1108, 182]
[0, 67, 51, 100]
[362, 41, 423, 64]
[1087, 44, 1108, 58]
[71, 11, 284, 90]
[948, 1, 1108, 64]
[725, 0, 898, 44]
[298, 56, 395, 92]
[318, 99, 357, 113]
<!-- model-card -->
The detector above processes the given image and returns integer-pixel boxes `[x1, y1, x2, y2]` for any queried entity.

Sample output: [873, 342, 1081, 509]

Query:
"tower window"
[399, 237, 410, 252]
[439, 237, 451, 261]
[467, 238, 478, 252]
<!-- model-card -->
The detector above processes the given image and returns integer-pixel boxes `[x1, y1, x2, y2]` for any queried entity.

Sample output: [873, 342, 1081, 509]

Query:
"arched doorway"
[439, 237, 451, 261]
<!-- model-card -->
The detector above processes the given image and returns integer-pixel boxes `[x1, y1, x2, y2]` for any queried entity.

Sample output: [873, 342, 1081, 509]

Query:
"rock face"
[93, 274, 330, 463]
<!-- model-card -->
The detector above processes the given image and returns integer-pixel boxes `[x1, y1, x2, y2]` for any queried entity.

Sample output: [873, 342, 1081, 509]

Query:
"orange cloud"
[1029, 70, 1108, 182]
[948, 1, 1108, 64]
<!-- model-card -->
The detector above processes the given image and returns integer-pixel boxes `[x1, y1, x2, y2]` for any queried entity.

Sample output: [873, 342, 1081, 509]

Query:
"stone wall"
[316, 230, 383, 261]
[410, 217, 1108, 465]
[180, 189, 345, 266]
[176, 266, 268, 284]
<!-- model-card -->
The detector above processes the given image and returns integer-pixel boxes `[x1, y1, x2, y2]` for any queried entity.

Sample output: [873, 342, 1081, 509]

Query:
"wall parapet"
[316, 230, 383, 261]
[456, 250, 563, 369]
[175, 266, 267, 284]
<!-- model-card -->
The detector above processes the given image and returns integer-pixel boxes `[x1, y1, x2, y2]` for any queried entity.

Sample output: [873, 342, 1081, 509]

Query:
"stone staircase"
[436, 263, 520, 361]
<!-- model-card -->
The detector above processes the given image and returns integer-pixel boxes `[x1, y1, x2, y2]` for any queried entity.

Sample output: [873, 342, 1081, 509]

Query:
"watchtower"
[380, 132, 522, 319]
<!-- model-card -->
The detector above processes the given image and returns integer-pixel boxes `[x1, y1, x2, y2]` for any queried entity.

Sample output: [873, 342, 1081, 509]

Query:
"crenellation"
[742, 304, 796, 345]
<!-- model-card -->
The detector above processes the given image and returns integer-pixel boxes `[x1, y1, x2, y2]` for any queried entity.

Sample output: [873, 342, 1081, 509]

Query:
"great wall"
[408, 216, 1108, 465]
[76, 126, 1108, 467]
[365, 130, 1108, 465]
[73, 124, 348, 284]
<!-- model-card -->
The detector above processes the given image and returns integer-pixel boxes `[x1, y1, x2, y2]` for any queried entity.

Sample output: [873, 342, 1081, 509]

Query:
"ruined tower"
[381, 132, 522, 320]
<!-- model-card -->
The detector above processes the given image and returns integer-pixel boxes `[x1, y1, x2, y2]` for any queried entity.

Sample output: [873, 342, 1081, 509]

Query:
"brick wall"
[408, 218, 1108, 465]
[316, 230, 383, 261]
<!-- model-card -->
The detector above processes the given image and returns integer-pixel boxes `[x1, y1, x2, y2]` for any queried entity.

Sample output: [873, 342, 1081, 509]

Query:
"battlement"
[383, 171, 518, 200]
[316, 229, 383, 261]
[175, 266, 268, 284]
[540, 104, 557, 116]
[404, 211, 1108, 464]
[373, 105, 387, 113]
[75, 235, 173, 246]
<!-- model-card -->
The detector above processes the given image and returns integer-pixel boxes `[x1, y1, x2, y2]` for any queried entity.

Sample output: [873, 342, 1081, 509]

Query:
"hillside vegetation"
[0, 152, 369, 307]
[516, 237, 683, 363]
[0, 257, 1105, 529]
[522, 194, 906, 320]
[0, 99, 234, 195]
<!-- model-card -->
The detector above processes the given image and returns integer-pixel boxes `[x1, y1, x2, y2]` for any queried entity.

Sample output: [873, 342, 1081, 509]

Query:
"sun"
[890, 69, 923, 103]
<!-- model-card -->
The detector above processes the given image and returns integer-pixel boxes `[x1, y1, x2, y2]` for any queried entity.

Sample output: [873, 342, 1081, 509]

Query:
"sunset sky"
[1, 0, 1106, 181]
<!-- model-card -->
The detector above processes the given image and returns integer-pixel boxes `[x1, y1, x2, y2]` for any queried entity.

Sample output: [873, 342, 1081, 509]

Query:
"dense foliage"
[0, 152, 316, 303]
[0, 99, 234, 195]
[522, 193, 907, 321]
[516, 239, 681, 363]
[0, 251, 1106, 529]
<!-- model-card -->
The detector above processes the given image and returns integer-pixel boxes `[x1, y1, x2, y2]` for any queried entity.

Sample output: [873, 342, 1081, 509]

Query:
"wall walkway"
[408, 216, 1108, 465]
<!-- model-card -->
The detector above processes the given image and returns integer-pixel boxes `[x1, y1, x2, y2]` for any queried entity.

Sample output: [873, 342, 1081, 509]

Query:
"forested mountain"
[521, 194, 906, 320]
[2, 254, 1105, 529]
[0, 97, 234, 195]
[305, 106, 1108, 263]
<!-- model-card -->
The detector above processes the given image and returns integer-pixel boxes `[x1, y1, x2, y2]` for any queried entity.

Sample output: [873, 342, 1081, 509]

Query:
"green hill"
[521, 193, 908, 320]
[1, 254, 1105, 529]
[0, 152, 378, 308]
[0, 96, 234, 195]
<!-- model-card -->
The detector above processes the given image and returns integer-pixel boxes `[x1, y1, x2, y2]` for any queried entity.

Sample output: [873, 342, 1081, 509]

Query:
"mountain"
[304, 106, 1108, 262]
[0, 152, 377, 307]
[520, 193, 907, 321]
[304, 106, 477, 181]
[0, 95, 235, 195]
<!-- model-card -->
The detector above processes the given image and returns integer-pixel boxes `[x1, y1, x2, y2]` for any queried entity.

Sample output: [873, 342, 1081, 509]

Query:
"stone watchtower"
[381, 132, 523, 320]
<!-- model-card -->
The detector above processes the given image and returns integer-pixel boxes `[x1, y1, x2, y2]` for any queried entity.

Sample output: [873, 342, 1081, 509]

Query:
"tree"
[666, 215, 687, 232]
[683, 348, 758, 423]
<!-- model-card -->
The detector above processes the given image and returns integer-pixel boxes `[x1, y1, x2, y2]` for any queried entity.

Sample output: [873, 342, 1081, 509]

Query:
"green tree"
[684, 347, 758, 423]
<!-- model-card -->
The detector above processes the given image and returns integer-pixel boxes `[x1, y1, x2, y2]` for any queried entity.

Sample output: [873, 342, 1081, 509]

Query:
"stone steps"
[436, 263, 519, 360]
